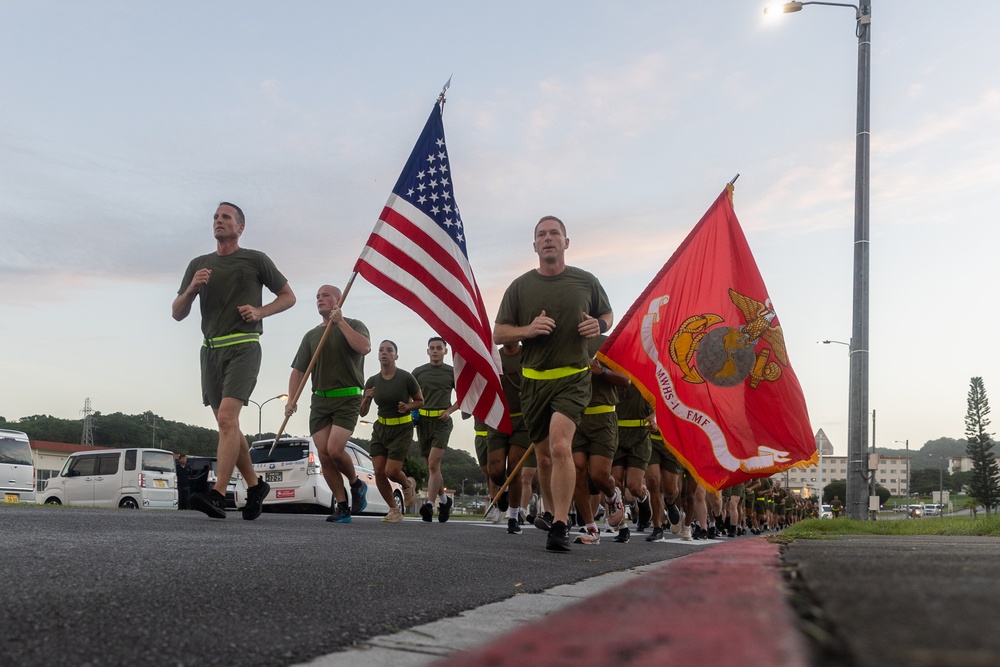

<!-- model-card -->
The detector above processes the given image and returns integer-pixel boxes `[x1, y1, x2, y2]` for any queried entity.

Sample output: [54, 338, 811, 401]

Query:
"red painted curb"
[431, 538, 809, 667]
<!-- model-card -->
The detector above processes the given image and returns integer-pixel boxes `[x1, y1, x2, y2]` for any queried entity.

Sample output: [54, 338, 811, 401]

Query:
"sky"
[2, 1, 997, 459]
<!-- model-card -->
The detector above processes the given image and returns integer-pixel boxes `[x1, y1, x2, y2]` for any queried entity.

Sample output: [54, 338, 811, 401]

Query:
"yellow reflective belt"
[509, 412, 523, 418]
[583, 405, 615, 415]
[617, 419, 646, 427]
[650, 434, 664, 442]
[377, 415, 413, 426]
[475, 430, 488, 437]
[419, 409, 445, 417]
[315, 387, 363, 398]
[202, 333, 261, 349]
[522, 366, 588, 381]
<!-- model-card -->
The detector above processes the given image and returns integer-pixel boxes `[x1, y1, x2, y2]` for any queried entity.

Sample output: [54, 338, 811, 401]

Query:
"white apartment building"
[773, 429, 912, 498]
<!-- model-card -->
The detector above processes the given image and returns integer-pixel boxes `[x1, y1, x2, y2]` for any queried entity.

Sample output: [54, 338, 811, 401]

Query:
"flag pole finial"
[437, 75, 452, 108]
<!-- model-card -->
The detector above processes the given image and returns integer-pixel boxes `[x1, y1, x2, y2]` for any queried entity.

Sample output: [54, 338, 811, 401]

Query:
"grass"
[771, 514, 1000, 542]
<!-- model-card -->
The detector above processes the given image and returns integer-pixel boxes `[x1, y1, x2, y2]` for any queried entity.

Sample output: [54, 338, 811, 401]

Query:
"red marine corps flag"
[597, 184, 816, 491]
[355, 85, 512, 434]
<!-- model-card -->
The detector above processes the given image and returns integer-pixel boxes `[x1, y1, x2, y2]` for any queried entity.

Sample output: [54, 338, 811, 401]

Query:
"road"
[0, 505, 696, 666]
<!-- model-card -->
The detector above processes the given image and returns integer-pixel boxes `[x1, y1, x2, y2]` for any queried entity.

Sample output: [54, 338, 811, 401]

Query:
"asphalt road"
[0, 505, 689, 667]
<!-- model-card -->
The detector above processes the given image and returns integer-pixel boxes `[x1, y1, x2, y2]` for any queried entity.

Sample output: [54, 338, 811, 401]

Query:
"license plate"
[154, 479, 166, 488]
[4, 493, 19, 503]
[265, 471, 283, 483]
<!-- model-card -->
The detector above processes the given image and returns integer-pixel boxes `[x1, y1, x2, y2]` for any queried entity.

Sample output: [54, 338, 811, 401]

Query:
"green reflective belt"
[377, 415, 412, 426]
[522, 366, 588, 381]
[617, 419, 646, 427]
[202, 333, 261, 349]
[419, 409, 445, 417]
[315, 387, 363, 398]
[583, 405, 616, 415]
[475, 430, 489, 437]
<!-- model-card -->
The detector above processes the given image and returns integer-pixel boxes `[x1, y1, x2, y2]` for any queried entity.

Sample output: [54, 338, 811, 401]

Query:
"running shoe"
[350, 478, 368, 515]
[507, 517, 522, 535]
[419, 502, 434, 522]
[681, 524, 693, 541]
[438, 496, 453, 523]
[517, 508, 527, 525]
[607, 488, 625, 527]
[645, 526, 665, 542]
[382, 508, 403, 523]
[545, 521, 571, 553]
[574, 526, 601, 545]
[613, 526, 631, 543]
[668, 505, 683, 534]
[191, 489, 227, 519]
[486, 506, 502, 523]
[241, 477, 271, 521]
[534, 511, 554, 531]
[637, 494, 652, 531]
[326, 504, 351, 524]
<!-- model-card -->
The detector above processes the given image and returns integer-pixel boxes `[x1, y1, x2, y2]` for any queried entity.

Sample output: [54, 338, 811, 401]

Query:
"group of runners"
[173, 202, 815, 552]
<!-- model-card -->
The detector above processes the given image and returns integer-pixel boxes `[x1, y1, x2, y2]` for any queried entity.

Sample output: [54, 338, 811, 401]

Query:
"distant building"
[772, 429, 912, 497]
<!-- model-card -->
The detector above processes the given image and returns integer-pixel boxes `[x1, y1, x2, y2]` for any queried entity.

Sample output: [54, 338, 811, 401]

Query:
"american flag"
[355, 99, 512, 434]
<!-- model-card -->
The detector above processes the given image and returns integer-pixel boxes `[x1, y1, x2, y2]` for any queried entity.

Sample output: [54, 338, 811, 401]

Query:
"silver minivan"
[1, 429, 35, 504]
[39, 448, 177, 509]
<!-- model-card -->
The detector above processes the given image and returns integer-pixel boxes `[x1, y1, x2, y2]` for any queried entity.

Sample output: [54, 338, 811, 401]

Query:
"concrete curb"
[429, 537, 810, 667]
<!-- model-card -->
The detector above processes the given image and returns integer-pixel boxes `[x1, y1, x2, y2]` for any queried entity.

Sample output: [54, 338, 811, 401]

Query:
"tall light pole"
[248, 394, 288, 441]
[769, 0, 872, 519]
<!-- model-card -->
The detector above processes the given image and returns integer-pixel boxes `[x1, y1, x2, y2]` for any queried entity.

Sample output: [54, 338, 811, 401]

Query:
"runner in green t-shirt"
[494, 215, 613, 553]
[285, 284, 371, 524]
[412, 337, 460, 523]
[360, 340, 423, 523]
[172, 202, 296, 521]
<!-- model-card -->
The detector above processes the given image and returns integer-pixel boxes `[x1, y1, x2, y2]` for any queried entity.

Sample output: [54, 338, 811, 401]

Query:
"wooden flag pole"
[483, 443, 534, 519]
[266, 272, 358, 456]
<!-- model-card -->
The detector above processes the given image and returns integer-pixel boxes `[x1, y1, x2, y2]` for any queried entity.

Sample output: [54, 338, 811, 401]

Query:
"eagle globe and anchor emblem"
[669, 288, 788, 390]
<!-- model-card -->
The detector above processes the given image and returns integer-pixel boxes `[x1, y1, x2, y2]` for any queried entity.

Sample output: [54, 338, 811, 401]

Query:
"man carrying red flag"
[598, 185, 815, 492]
[495, 215, 613, 553]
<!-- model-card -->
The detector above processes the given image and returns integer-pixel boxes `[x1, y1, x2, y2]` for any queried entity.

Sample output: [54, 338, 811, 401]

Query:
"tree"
[964, 377, 1000, 514]
[873, 483, 891, 508]
[823, 480, 846, 504]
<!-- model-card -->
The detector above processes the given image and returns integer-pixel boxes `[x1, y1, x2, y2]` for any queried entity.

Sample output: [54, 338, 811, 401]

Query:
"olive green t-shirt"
[412, 363, 454, 411]
[364, 370, 421, 418]
[178, 248, 288, 340]
[587, 334, 619, 407]
[291, 318, 370, 391]
[495, 266, 612, 371]
[617, 383, 652, 421]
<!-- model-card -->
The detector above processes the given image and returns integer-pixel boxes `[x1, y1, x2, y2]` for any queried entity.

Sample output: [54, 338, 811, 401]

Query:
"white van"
[1, 429, 35, 504]
[38, 448, 177, 509]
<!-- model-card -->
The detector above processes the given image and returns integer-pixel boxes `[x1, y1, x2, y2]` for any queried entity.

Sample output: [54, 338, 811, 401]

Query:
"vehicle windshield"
[142, 451, 175, 473]
[0, 437, 33, 465]
[250, 440, 309, 464]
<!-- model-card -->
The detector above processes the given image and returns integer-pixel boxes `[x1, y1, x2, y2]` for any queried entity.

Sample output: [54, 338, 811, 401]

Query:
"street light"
[771, 0, 872, 520]
[894, 439, 909, 518]
[248, 394, 288, 441]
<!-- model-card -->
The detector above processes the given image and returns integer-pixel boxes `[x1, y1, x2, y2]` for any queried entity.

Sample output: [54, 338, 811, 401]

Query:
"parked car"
[38, 448, 177, 509]
[819, 504, 833, 519]
[234, 437, 403, 515]
[1, 429, 35, 504]
[922, 503, 942, 516]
